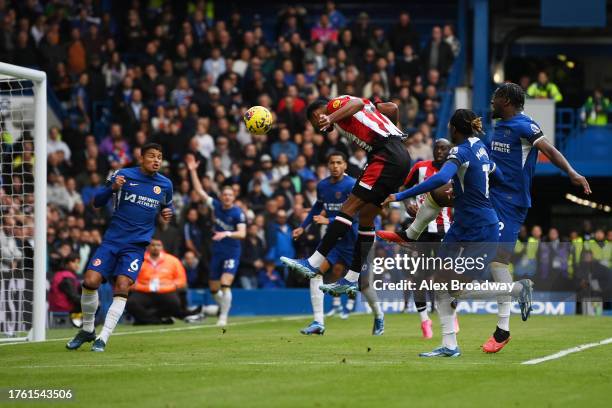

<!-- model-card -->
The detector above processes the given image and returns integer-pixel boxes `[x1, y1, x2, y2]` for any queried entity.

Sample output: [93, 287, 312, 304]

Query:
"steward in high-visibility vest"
[581, 90, 611, 126]
[568, 237, 584, 279]
[585, 230, 611, 268]
[527, 72, 563, 103]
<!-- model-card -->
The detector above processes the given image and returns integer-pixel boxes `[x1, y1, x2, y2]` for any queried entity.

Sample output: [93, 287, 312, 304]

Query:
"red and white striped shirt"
[403, 160, 452, 234]
[326, 95, 404, 152]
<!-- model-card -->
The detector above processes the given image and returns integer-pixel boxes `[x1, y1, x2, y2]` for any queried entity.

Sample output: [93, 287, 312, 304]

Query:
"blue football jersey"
[489, 113, 545, 208]
[316, 175, 356, 222]
[105, 167, 174, 245]
[447, 137, 499, 227]
[209, 198, 246, 252]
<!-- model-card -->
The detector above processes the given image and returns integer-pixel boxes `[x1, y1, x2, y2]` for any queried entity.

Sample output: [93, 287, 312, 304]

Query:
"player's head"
[449, 109, 483, 143]
[433, 138, 451, 163]
[141, 142, 163, 173]
[148, 237, 163, 257]
[491, 82, 525, 119]
[327, 151, 347, 179]
[220, 185, 235, 207]
[306, 98, 330, 132]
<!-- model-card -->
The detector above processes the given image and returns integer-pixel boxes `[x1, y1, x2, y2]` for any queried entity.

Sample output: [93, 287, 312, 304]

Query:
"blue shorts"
[491, 194, 528, 253]
[326, 228, 357, 266]
[439, 223, 499, 278]
[210, 253, 240, 280]
[86, 241, 147, 283]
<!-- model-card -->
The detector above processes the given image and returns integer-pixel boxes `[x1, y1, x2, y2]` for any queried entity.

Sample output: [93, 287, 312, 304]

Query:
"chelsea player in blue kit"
[481, 83, 591, 352]
[67, 143, 174, 352]
[385, 110, 532, 357]
[291, 152, 385, 336]
[186, 155, 246, 327]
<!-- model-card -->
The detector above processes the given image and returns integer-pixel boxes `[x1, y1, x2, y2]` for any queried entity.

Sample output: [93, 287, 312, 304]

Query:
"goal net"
[0, 63, 46, 342]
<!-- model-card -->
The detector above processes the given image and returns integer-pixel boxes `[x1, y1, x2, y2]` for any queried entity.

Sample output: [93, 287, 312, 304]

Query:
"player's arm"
[534, 138, 591, 194]
[319, 98, 364, 130]
[384, 161, 459, 205]
[185, 154, 213, 205]
[488, 161, 505, 186]
[225, 223, 246, 240]
[298, 201, 324, 230]
[375, 100, 399, 124]
[93, 171, 125, 208]
[160, 181, 174, 221]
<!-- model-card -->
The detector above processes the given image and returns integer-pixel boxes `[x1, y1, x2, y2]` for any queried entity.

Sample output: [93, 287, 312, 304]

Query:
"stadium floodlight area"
[0, 63, 46, 342]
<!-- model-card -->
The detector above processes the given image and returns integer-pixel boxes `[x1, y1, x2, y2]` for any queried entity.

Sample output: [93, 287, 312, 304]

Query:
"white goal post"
[0, 63, 46, 342]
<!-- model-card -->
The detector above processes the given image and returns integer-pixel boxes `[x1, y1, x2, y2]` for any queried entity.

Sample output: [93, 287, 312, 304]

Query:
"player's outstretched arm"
[185, 154, 211, 202]
[383, 161, 459, 206]
[320, 98, 365, 130]
[535, 139, 592, 194]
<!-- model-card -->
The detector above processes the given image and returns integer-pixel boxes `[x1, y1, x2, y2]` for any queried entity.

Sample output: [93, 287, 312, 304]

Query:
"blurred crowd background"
[0, 1, 609, 302]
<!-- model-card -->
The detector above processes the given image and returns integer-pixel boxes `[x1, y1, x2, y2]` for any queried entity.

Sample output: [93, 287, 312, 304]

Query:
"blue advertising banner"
[187, 289, 581, 316]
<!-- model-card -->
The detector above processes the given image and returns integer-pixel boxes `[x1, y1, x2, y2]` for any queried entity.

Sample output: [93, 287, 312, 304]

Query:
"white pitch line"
[521, 337, 612, 365]
[0, 316, 306, 347]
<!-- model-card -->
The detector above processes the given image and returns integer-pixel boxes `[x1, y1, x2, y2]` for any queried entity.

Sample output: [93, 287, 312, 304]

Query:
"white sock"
[220, 288, 232, 319]
[362, 286, 383, 319]
[437, 291, 457, 349]
[345, 269, 360, 282]
[213, 290, 224, 306]
[310, 275, 324, 323]
[81, 288, 98, 333]
[98, 296, 127, 343]
[308, 251, 325, 268]
[332, 296, 341, 307]
[406, 194, 440, 240]
[419, 309, 430, 322]
[346, 297, 355, 312]
[491, 262, 512, 331]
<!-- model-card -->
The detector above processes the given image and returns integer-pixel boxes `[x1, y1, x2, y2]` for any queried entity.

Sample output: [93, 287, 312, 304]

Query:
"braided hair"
[494, 82, 525, 110]
[449, 109, 483, 136]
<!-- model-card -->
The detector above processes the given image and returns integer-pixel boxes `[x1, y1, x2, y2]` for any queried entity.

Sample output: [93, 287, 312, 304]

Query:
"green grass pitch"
[1, 314, 611, 407]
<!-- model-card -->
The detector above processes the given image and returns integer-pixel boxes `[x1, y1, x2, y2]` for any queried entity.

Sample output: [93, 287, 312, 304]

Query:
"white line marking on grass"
[0, 316, 306, 347]
[521, 337, 612, 365]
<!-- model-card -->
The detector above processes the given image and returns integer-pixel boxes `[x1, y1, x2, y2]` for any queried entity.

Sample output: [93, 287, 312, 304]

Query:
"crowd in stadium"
[0, 0, 610, 301]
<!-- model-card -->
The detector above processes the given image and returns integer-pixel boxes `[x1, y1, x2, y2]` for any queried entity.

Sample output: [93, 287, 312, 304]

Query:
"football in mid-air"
[243, 106, 273, 135]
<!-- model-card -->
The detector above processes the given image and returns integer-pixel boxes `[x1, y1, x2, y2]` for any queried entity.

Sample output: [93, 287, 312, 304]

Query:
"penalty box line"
[521, 337, 612, 365]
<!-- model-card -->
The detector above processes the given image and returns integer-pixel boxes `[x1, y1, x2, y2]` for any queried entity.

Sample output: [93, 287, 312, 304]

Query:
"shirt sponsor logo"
[491, 141, 511, 153]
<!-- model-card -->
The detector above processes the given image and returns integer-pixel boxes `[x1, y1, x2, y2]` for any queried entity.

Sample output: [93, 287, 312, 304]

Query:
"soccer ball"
[243, 106, 273, 135]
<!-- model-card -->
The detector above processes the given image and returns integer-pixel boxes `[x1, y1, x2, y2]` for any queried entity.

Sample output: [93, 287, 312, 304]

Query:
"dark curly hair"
[494, 82, 525, 110]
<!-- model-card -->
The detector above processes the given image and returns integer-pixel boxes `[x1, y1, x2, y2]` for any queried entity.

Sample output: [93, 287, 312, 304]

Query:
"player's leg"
[326, 261, 343, 317]
[93, 245, 145, 351]
[378, 188, 450, 244]
[281, 194, 366, 277]
[209, 254, 224, 322]
[218, 273, 235, 327]
[360, 268, 385, 335]
[482, 202, 530, 352]
[302, 260, 330, 335]
[419, 289, 461, 357]
[66, 244, 117, 350]
[319, 204, 380, 296]
[217, 257, 239, 326]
